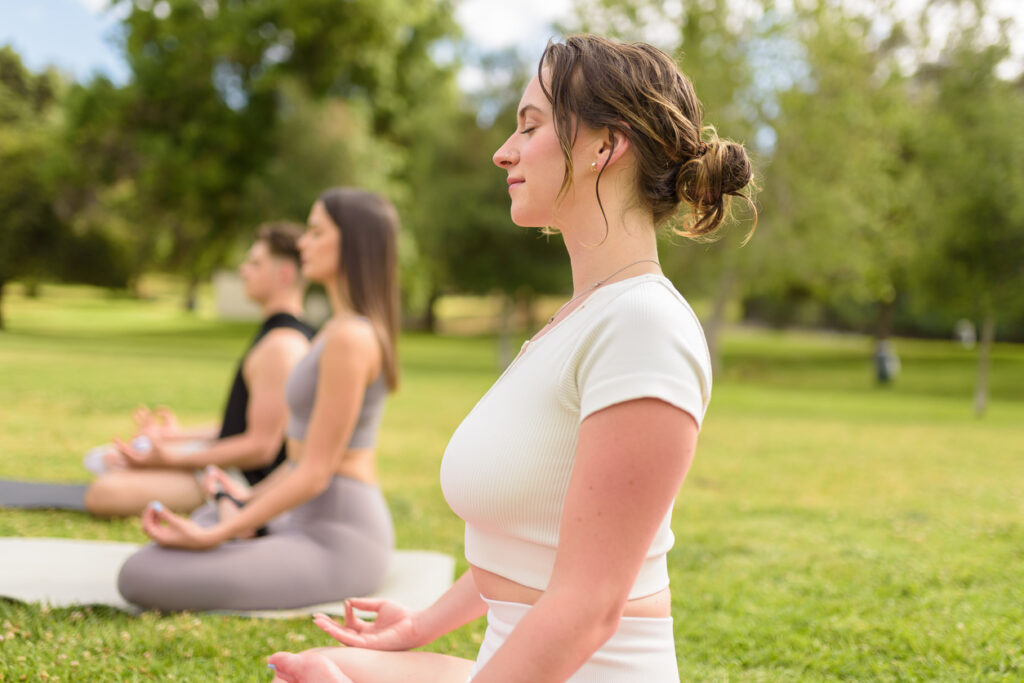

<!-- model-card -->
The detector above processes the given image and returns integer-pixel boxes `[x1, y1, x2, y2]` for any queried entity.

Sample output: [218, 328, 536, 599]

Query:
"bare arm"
[472, 398, 699, 682]
[161, 424, 221, 441]
[172, 330, 308, 469]
[122, 330, 307, 471]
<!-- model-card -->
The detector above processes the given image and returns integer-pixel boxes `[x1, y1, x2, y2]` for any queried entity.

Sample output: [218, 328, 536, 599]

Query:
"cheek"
[528, 133, 566, 184]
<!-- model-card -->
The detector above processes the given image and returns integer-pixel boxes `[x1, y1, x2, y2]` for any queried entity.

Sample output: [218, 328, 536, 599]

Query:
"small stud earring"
[591, 161, 599, 172]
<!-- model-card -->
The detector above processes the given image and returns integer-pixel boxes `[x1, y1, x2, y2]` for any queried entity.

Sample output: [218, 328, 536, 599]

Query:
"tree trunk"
[705, 265, 737, 376]
[183, 274, 199, 312]
[973, 311, 996, 417]
[0, 277, 6, 330]
[497, 292, 515, 371]
[423, 287, 441, 334]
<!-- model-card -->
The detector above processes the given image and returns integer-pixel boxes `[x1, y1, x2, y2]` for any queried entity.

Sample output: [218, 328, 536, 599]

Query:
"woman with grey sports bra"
[118, 187, 402, 611]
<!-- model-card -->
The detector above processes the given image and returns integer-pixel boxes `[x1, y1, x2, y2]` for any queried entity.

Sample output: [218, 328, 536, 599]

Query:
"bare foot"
[268, 651, 354, 683]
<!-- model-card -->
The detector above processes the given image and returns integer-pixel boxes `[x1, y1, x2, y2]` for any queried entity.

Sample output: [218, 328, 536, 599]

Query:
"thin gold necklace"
[547, 258, 660, 325]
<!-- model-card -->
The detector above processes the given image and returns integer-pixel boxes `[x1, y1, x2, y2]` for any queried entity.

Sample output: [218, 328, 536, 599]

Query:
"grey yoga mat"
[0, 480, 89, 511]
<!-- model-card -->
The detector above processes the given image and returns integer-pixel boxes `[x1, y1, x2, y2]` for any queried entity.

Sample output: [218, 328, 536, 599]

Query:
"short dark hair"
[256, 221, 304, 267]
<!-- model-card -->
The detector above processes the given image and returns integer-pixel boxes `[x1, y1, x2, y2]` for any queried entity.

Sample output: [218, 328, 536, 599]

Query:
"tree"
[915, 18, 1024, 415]
[0, 47, 131, 329]
[96, 0, 460, 308]
[753, 1, 927, 381]
[402, 50, 569, 339]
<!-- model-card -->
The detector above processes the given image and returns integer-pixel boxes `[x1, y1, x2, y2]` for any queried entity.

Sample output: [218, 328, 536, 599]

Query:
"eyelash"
[519, 127, 536, 135]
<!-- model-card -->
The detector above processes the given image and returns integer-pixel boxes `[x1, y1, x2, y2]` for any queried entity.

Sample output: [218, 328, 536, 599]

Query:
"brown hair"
[539, 34, 756, 241]
[319, 187, 401, 391]
[256, 221, 304, 267]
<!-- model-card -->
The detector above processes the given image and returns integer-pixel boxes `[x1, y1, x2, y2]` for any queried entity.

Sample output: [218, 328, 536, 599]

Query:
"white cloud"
[456, 0, 573, 55]
[73, 0, 111, 13]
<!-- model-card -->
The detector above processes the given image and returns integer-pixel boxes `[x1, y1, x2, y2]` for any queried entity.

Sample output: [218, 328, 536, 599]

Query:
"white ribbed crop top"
[440, 274, 712, 600]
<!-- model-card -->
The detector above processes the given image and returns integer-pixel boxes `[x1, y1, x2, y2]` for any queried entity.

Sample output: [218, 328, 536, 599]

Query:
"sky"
[0, 0, 574, 87]
[0, 0, 1021, 87]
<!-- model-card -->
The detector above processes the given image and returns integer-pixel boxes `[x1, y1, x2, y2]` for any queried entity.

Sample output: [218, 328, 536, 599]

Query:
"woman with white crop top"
[268, 35, 756, 682]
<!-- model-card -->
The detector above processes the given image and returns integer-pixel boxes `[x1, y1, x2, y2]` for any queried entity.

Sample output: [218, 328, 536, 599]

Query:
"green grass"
[1, 284, 1022, 681]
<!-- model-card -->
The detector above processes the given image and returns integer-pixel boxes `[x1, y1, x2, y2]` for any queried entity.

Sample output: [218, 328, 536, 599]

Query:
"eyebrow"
[517, 103, 543, 121]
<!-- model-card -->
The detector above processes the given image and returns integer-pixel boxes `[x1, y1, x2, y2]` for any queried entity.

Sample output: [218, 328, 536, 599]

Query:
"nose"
[493, 135, 517, 169]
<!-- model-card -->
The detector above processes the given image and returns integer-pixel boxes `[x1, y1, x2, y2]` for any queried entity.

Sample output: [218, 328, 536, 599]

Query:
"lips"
[507, 177, 524, 188]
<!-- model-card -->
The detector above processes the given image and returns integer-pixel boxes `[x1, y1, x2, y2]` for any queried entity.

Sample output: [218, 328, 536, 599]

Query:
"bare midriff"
[286, 439, 378, 485]
[470, 564, 671, 618]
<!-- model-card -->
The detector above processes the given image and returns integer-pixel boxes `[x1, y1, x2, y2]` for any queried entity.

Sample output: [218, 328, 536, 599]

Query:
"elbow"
[547, 585, 626, 647]
[591, 600, 626, 645]
[253, 437, 283, 467]
[242, 432, 283, 468]
[295, 459, 332, 499]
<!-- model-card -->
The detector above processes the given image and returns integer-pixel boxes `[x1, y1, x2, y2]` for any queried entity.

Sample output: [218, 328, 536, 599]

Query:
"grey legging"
[117, 475, 393, 611]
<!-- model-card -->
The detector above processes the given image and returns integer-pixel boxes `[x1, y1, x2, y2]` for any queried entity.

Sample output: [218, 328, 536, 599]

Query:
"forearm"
[472, 589, 619, 683]
[412, 571, 488, 646]
[173, 432, 279, 470]
[164, 424, 220, 441]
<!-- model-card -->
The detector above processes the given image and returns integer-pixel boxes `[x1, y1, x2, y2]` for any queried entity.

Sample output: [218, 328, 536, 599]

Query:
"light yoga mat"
[0, 537, 455, 618]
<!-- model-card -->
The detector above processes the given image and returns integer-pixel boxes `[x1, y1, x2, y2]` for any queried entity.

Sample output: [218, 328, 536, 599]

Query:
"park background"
[1, 0, 1022, 680]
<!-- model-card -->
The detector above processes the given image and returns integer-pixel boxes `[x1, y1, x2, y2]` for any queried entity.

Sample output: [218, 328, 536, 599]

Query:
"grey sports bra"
[284, 333, 388, 447]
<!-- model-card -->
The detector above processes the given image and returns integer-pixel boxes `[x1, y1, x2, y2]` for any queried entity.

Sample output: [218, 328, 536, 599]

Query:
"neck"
[258, 289, 304, 319]
[561, 212, 660, 295]
[324, 275, 355, 318]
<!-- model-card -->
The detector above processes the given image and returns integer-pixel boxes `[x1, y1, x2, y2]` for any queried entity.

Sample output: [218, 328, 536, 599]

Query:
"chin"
[509, 207, 548, 229]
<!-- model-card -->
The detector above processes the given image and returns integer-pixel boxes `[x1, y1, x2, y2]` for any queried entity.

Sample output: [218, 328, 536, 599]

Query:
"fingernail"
[152, 501, 164, 512]
[268, 663, 277, 671]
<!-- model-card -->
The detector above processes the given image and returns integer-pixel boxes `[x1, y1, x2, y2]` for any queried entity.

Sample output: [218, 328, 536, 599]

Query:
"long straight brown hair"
[319, 187, 400, 391]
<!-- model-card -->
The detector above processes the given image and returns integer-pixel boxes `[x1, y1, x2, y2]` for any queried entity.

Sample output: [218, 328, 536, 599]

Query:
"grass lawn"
[1, 283, 1022, 681]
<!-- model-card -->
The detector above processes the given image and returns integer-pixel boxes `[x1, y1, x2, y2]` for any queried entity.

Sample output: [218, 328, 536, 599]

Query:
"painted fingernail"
[268, 663, 277, 671]
[152, 501, 164, 512]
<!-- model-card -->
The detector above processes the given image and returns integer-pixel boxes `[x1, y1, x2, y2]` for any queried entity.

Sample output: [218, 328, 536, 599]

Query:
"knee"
[116, 553, 147, 607]
[84, 478, 121, 517]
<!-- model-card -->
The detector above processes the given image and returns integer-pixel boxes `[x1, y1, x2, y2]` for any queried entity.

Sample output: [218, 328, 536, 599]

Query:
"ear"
[596, 126, 631, 171]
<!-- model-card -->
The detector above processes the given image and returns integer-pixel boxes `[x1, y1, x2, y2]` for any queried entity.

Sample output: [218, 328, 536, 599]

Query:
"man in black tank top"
[83, 224, 315, 517]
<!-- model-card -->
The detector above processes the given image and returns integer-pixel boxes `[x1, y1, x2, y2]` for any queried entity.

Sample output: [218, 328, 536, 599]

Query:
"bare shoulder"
[253, 327, 310, 358]
[316, 317, 381, 386]
[247, 326, 311, 373]
[320, 316, 379, 359]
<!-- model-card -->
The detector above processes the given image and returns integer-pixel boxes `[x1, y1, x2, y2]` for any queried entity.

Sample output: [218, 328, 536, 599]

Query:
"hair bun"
[674, 133, 755, 240]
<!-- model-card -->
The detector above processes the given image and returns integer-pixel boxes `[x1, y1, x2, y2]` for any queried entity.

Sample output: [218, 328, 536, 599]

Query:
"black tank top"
[219, 312, 316, 485]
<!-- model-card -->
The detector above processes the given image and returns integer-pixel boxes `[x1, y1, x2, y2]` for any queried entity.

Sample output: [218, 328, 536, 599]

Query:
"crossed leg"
[84, 468, 204, 517]
[269, 647, 474, 683]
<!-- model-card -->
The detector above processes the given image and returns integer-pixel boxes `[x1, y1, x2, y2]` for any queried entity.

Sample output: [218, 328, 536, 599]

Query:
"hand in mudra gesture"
[313, 599, 424, 651]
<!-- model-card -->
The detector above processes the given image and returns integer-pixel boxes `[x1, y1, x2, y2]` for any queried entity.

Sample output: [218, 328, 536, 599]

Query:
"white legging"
[467, 597, 680, 682]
